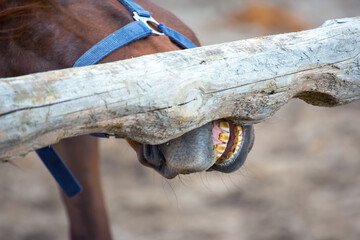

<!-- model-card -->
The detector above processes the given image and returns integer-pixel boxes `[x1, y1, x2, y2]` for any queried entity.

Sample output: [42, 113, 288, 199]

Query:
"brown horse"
[0, 0, 254, 239]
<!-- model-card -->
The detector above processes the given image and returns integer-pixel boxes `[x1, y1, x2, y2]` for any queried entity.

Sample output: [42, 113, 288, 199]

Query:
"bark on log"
[1, 17, 360, 160]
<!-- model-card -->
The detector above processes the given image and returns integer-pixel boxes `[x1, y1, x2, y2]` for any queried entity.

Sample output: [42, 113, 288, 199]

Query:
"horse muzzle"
[139, 121, 255, 178]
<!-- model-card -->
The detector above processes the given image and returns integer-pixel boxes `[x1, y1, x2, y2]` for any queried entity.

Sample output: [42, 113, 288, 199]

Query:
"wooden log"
[1, 17, 360, 160]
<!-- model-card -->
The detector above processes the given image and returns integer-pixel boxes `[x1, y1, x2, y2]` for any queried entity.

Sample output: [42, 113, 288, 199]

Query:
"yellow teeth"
[230, 125, 243, 160]
[215, 144, 226, 151]
[214, 123, 244, 163]
[215, 153, 223, 159]
[213, 121, 231, 160]
[219, 121, 230, 132]
[219, 132, 229, 141]
[231, 144, 237, 152]
[215, 143, 227, 159]
[227, 152, 234, 159]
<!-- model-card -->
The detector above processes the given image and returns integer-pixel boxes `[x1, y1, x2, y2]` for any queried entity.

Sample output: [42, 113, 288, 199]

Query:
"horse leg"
[53, 135, 112, 240]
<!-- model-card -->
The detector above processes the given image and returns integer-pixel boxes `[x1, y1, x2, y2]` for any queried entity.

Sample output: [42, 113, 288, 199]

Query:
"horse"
[0, 0, 255, 239]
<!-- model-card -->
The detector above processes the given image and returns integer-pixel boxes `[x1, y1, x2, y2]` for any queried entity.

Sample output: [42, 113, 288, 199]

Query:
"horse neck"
[0, 0, 183, 78]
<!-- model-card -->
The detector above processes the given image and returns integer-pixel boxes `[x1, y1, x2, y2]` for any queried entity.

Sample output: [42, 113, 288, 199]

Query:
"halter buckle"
[133, 12, 164, 35]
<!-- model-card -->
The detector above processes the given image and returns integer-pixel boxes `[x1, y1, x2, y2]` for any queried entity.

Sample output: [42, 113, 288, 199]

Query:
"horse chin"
[137, 122, 255, 178]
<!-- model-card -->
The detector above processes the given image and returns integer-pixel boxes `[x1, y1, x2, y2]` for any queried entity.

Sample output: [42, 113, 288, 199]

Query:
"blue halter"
[36, 0, 197, 198]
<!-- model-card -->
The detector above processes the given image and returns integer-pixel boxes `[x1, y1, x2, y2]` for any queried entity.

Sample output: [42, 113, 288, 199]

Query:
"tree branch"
[1, 17, 360, 160]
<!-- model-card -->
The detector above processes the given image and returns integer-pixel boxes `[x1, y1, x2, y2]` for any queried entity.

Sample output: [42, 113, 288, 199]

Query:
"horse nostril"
[142, 144, 164, 167]
[143, 144, 152, 160]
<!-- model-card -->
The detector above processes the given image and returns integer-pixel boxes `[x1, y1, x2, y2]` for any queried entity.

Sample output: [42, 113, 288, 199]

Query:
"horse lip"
[140, 147, 212, 179]
[149, 156, 209, 179]
[156, 167, 179, 179]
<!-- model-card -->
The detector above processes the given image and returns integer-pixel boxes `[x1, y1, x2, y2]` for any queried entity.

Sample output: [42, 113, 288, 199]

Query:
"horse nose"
[142, 144, 165, 167]
[157, 123, 215, 176]
[141, 144, 179, 179]
[140, 122, 215, 179]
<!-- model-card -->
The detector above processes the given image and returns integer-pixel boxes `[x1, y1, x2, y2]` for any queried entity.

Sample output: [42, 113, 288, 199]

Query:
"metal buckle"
[133, 12, 164, 35]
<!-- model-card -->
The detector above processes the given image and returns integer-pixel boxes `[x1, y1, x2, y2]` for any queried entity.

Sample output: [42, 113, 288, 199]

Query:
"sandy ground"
[1, 0, 360, 239]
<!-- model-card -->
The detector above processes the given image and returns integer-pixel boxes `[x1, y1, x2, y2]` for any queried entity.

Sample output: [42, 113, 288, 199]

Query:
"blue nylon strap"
[74, 21, 152, 67]
[36, 146, 82, 198]
[158, 23, 197, 49]
[118, 0, 151, 17]
[90, 133, 111, 138]
[36, 0, 198, 199]
[73, 23, 196, 68]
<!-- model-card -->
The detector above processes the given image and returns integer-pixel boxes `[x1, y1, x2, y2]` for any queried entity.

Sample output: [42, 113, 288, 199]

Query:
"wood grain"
[1, 17, 359, 160]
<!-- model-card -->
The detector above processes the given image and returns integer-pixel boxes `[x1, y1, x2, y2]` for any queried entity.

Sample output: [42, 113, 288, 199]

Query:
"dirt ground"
[1, 0, 360, 239]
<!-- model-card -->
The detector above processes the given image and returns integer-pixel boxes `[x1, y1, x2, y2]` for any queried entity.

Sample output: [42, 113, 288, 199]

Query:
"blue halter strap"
[73, 0, 196, 67]
[36, 0, 197, 198]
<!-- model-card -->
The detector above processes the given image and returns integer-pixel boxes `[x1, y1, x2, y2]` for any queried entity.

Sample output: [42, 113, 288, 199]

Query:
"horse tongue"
[212, 123, 224, 145]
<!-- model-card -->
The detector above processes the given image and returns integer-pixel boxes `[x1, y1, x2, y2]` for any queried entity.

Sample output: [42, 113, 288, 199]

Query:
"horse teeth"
[215, 144, 227, 151]
[227, 152, 234, 159]
[214, 143, 227, 160]
[219, 121, 230, 132]
[233, 127, 243, 154]
[219, 132, 229, 141]
[231, 145, 237, 152]
[214, 123, 244, 162]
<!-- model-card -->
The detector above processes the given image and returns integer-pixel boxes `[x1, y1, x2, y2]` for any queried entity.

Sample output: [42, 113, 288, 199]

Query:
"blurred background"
[1, 0, 360, 239]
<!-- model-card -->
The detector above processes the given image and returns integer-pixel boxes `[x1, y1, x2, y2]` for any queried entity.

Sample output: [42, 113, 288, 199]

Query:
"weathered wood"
[1, 17, 360, 160]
